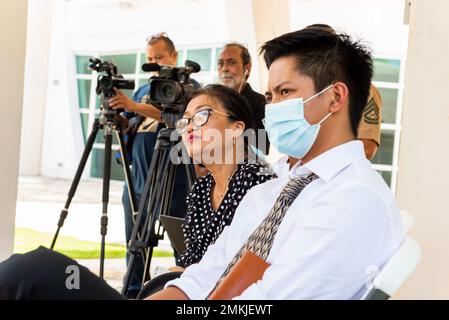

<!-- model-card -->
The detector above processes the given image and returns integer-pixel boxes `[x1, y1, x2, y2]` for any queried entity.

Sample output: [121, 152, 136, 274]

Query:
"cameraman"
[109, 33, 198, 298]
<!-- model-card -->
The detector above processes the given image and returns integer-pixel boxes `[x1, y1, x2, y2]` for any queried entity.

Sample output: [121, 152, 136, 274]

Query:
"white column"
[221, 0, 262, 92]
[19, 0, 53, 175]
[40, 0, 85, 179]
[396, 0, 449, 299]
[252, 0, 291, 93]
[0, 0, 28, 260]
[251, 0, 291, 162]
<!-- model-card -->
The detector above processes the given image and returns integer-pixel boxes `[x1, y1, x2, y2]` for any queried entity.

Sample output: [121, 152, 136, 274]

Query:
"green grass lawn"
[14, 228, 173, 260]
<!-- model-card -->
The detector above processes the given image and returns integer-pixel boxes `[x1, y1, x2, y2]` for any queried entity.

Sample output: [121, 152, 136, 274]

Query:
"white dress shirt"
[271, 155, 290, 177]
[166, 140, 404, 299]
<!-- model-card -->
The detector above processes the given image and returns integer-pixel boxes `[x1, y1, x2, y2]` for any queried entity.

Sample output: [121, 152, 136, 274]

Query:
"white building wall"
[0, 0, 27, 260]
[19, 0, 53, 176]
[40, 0, 84, 179]
[289, 0, 409, 57]
[395, 0, 449, 299]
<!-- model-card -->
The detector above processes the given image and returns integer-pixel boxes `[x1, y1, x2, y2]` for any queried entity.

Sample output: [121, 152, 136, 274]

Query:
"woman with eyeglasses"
[173, 84, 277, 269]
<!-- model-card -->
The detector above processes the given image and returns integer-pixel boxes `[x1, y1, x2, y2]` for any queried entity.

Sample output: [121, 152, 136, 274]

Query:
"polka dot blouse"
[180, 161, 277, 267]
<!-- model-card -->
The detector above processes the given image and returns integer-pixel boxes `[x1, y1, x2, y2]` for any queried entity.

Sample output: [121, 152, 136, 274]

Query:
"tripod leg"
[122, 138, 163, 295]
[99, 130, 113, 279]
[159, 152, 177, 221]
[115, 130, 147, 264]
[141, 150, 177, 283]
[122, 127, 184, 296]
[51, 119, 100, 249]
[114, 131, 138, 219]
[184, 163, 197, 192]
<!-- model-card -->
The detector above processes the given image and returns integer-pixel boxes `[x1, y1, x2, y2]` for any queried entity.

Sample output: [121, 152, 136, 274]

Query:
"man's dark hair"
[147, 35, 176, 54]
[305, 23, 335, 34]
[260, 29, 373, 136]
[223, 43, 251, 66]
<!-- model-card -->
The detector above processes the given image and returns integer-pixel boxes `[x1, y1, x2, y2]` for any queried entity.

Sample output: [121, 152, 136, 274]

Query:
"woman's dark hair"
[182, 84, 256, 158]
[183, 84, 255, 131]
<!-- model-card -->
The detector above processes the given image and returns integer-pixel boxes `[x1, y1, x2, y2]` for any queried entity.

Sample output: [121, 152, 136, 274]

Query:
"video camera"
[142, 60, 201, 114]
[88, 58, 135, 113]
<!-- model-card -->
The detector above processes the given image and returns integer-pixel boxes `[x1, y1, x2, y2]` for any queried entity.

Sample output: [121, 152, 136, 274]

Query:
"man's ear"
[172, 50, 178, 65]
[329, 82, 349, 113]
[244, 62, 252, 79]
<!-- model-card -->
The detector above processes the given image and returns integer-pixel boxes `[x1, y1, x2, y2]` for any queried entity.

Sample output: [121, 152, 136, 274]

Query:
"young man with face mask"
[271, 25, 384, 176]
[271, 73, 383, 176]
[148, 29, 404, 300]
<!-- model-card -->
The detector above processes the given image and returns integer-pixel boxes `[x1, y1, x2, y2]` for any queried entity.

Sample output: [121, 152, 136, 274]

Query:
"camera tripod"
[50, 107, 142, 279]
[121, 110, 196, 296]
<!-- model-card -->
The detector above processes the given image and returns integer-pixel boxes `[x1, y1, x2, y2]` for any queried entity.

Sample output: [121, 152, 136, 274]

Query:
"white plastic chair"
[400, 210, 414, 234]
[362, 210, 421, 300]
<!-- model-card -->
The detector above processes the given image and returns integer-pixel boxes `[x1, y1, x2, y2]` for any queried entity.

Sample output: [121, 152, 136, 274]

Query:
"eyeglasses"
[146, 32, 168, 43]
[176, 108, 235, 134]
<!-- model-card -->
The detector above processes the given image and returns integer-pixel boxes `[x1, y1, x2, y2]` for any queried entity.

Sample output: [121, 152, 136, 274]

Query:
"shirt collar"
[289, 140, 366, 182]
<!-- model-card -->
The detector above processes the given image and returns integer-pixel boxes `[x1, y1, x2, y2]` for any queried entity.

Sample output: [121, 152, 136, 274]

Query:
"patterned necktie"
[208, 172, 318, 296]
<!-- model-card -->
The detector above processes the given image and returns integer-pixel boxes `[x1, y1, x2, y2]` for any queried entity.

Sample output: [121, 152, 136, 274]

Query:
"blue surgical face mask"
[264, 84, 334, 159]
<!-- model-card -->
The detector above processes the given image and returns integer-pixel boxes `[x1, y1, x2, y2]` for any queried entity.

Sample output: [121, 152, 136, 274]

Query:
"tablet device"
[159, 215, 186, 254]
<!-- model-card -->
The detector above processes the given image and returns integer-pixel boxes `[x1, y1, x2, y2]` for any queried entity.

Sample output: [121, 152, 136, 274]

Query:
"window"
[177, 45, 223, 87]
[74, 45, 222, 180]
[75, 53, 140, 181]
[187, 48, 212, 71]
[371, 57, 405, 193]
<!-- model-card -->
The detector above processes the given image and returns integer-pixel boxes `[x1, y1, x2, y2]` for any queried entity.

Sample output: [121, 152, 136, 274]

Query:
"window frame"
[370, 55, 406, 195]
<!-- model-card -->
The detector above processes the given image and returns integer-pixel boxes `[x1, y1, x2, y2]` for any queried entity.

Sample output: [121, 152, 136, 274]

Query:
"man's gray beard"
[219, 77, 238, 90]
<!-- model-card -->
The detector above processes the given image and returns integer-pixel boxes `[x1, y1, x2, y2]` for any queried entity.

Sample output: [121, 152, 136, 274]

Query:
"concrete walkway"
[17, 176, 130, 243]
[15, 175, 177, 293]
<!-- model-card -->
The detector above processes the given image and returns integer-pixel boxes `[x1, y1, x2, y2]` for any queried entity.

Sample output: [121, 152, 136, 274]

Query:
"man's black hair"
[260, 29, 373, 136]
[305, 23, 335, 33]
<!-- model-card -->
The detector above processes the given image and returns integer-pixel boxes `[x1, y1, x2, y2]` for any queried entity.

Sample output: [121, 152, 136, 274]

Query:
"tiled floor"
[17, 175, 124, 204]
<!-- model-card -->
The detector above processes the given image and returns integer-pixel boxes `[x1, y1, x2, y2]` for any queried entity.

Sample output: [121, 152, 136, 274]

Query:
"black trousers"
[0, 247, 126, 300]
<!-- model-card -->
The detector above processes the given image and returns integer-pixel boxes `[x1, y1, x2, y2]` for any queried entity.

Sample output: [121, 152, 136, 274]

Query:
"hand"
[114, 114, 129, 133]
[109, 88, 137, 112]
[168, 266, 185, 272]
